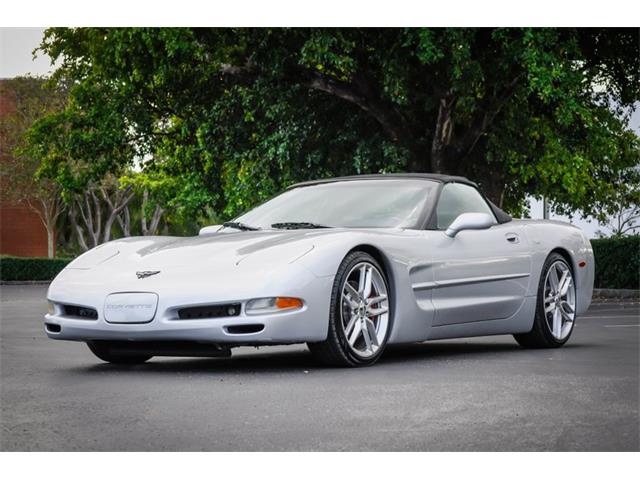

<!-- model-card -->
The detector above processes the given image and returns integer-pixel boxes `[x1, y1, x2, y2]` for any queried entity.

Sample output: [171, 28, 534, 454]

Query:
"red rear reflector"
[578, 261, 587, 268]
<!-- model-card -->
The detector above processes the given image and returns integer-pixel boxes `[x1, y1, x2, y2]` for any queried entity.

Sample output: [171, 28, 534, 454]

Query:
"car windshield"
[233, 179, 438, 229]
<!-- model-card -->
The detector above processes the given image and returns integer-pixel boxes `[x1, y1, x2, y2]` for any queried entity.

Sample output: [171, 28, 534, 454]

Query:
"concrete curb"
[592, 288, 639, 301]
[1, 281, 52, 286]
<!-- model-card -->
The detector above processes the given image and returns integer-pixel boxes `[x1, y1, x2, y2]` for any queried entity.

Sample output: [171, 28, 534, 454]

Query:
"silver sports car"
[45, 174, 594, 367]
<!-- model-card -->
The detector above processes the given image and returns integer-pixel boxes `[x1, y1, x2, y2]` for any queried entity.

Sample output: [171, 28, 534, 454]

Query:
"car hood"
[51, 227, 408, 300]
[66, 230, 327, 272]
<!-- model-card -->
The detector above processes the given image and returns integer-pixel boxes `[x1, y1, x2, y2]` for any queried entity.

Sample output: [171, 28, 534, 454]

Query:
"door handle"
[506, 233, 520, 244]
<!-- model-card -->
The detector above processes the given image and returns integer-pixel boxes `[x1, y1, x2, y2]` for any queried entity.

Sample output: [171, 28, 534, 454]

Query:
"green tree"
[29, 28, 640, 221]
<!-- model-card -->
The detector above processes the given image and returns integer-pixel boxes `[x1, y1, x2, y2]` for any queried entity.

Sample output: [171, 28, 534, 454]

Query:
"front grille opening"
[225, 324, 264, 335]
[45, 323, 61, 333]
[178, 303, 241, 320]
[62, 304, 98, 320]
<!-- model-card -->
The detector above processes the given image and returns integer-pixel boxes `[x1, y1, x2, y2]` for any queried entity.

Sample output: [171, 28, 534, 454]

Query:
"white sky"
[0, 28, 57, 77]
[1, 27, 638, 237]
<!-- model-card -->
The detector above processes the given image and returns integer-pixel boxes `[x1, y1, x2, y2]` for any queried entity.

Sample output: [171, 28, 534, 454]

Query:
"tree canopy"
[28, 28, 640, 221]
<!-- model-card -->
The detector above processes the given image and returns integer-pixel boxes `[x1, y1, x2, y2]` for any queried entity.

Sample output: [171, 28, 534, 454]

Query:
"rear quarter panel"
[518, 220, 594, 315]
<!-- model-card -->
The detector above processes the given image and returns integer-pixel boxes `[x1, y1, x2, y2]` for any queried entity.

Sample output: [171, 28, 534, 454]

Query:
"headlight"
[47, 301, 55, 315]
[245, 297, 304, 315]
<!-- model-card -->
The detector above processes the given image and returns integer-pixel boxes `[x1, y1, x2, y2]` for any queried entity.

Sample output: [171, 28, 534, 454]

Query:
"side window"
[436, 183, 497, 230]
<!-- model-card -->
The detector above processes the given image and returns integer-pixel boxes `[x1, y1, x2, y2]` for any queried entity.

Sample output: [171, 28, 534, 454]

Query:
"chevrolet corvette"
[44, 174, 594, 367]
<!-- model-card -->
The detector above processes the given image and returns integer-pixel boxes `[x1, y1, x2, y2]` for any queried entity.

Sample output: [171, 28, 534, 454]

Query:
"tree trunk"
[75, 189, 102, 248]
[100, 185, 135, 243]
[69, 205, 89, 252]
[103, 214, 117, 243]
[430, 93, 456, 173]
[46, 226, 54, 258]
[26, 196, 63, 259]
[147, 205, 164, 235]
[140, 190, 165, 236]
[117, 206, 131, 237]
[477, 172, 506, 208]
[71, 184, 136, 249]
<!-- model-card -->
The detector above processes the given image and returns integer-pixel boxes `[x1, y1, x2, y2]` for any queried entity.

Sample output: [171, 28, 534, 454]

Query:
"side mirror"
[199, 225, 222, 235]
[445, 213, 494, 238]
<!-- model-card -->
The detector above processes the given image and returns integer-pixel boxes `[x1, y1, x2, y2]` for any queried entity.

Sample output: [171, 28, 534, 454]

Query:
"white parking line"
[587, 309, 639, 314]
[602, 324, 640, 328]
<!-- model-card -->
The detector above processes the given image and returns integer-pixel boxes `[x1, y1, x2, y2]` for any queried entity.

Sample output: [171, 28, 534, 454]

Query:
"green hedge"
[591, 236, 640, 290]
[0, 256, 71, 281]
[1, 237, 638, 289]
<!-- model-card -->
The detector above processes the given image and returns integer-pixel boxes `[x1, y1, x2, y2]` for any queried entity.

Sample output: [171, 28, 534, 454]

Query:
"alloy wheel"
[543, 260, 576, 340]
[340, 262, 390, 358]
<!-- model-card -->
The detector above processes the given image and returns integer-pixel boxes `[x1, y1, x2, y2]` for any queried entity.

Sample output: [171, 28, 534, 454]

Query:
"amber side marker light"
[578, 261, 587, 268]
[245, 297, 304, 315]
[275, 297, 304, 309]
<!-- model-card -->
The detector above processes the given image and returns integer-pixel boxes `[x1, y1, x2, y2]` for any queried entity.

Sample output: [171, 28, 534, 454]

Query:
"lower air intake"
[178, 303, 241, 320]
[225, 324, 264, 334]
[62, 304, 98, 320]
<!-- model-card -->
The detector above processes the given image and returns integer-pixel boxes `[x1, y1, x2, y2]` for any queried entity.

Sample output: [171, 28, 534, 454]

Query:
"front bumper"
[44, 267, 334, 345]
[45, 307, 326, 344]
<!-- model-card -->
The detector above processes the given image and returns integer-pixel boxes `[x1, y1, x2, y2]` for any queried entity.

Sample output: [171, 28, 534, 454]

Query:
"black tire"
[513, 252, 575, 348]
[307, 251, 392, 367]
[87, 341, 152, 364]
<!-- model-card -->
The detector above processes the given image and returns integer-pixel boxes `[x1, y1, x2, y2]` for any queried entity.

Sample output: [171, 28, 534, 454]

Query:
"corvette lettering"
[105, 304, 154, 310]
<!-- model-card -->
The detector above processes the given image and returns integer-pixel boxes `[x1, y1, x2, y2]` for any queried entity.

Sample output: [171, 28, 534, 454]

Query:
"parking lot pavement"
[1, 285, 638, 451]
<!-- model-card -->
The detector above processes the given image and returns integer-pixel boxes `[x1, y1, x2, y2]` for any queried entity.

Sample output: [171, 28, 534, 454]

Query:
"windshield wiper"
[271, 222, 331, 230]
[222, 221, 260, 231]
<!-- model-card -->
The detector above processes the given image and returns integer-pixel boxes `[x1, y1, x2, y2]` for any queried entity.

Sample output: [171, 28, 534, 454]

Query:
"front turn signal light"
[245, 297, 304, 315]
[275, 297, 303, 309]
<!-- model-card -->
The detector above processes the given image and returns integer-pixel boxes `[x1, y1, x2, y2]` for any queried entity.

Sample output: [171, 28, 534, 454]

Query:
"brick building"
[0, 79, 51, 257]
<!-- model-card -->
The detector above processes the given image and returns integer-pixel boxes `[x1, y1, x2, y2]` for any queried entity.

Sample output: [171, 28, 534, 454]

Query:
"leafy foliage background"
[24, 28, 639, 224]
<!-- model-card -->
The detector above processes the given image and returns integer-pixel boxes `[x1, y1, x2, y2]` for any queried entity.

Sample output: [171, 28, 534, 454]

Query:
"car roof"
[287, 173, 478, 190]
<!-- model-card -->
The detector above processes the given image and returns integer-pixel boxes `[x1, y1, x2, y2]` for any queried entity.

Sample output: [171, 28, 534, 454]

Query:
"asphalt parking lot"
[1, 284, 638, 451]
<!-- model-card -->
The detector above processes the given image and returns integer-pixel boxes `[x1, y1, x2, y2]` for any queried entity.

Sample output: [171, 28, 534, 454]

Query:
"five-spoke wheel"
[341, 261, 390, 358]
[543, 259, 576, 341]
[308, 251, 392, 366]
[514, 252, 576, 348]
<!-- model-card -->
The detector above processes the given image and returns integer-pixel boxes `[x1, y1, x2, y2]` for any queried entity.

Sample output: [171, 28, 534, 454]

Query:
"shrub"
[0, 256, 71, 281]
[591, 236, 640, 290]
[1, 237, 638, 289]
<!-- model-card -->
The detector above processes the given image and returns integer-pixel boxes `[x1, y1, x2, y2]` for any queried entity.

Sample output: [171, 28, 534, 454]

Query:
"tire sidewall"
[331, 252, 393, 366]
[536, 253, 575, 346]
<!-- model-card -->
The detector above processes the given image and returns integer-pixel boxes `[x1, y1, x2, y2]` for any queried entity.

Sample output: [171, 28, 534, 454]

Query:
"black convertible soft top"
[288, 173, 477, 189]
[288, 173, 512, 225]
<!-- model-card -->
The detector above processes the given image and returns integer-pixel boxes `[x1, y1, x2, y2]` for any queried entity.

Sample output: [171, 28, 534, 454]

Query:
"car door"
[429, 183, 531, 326]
